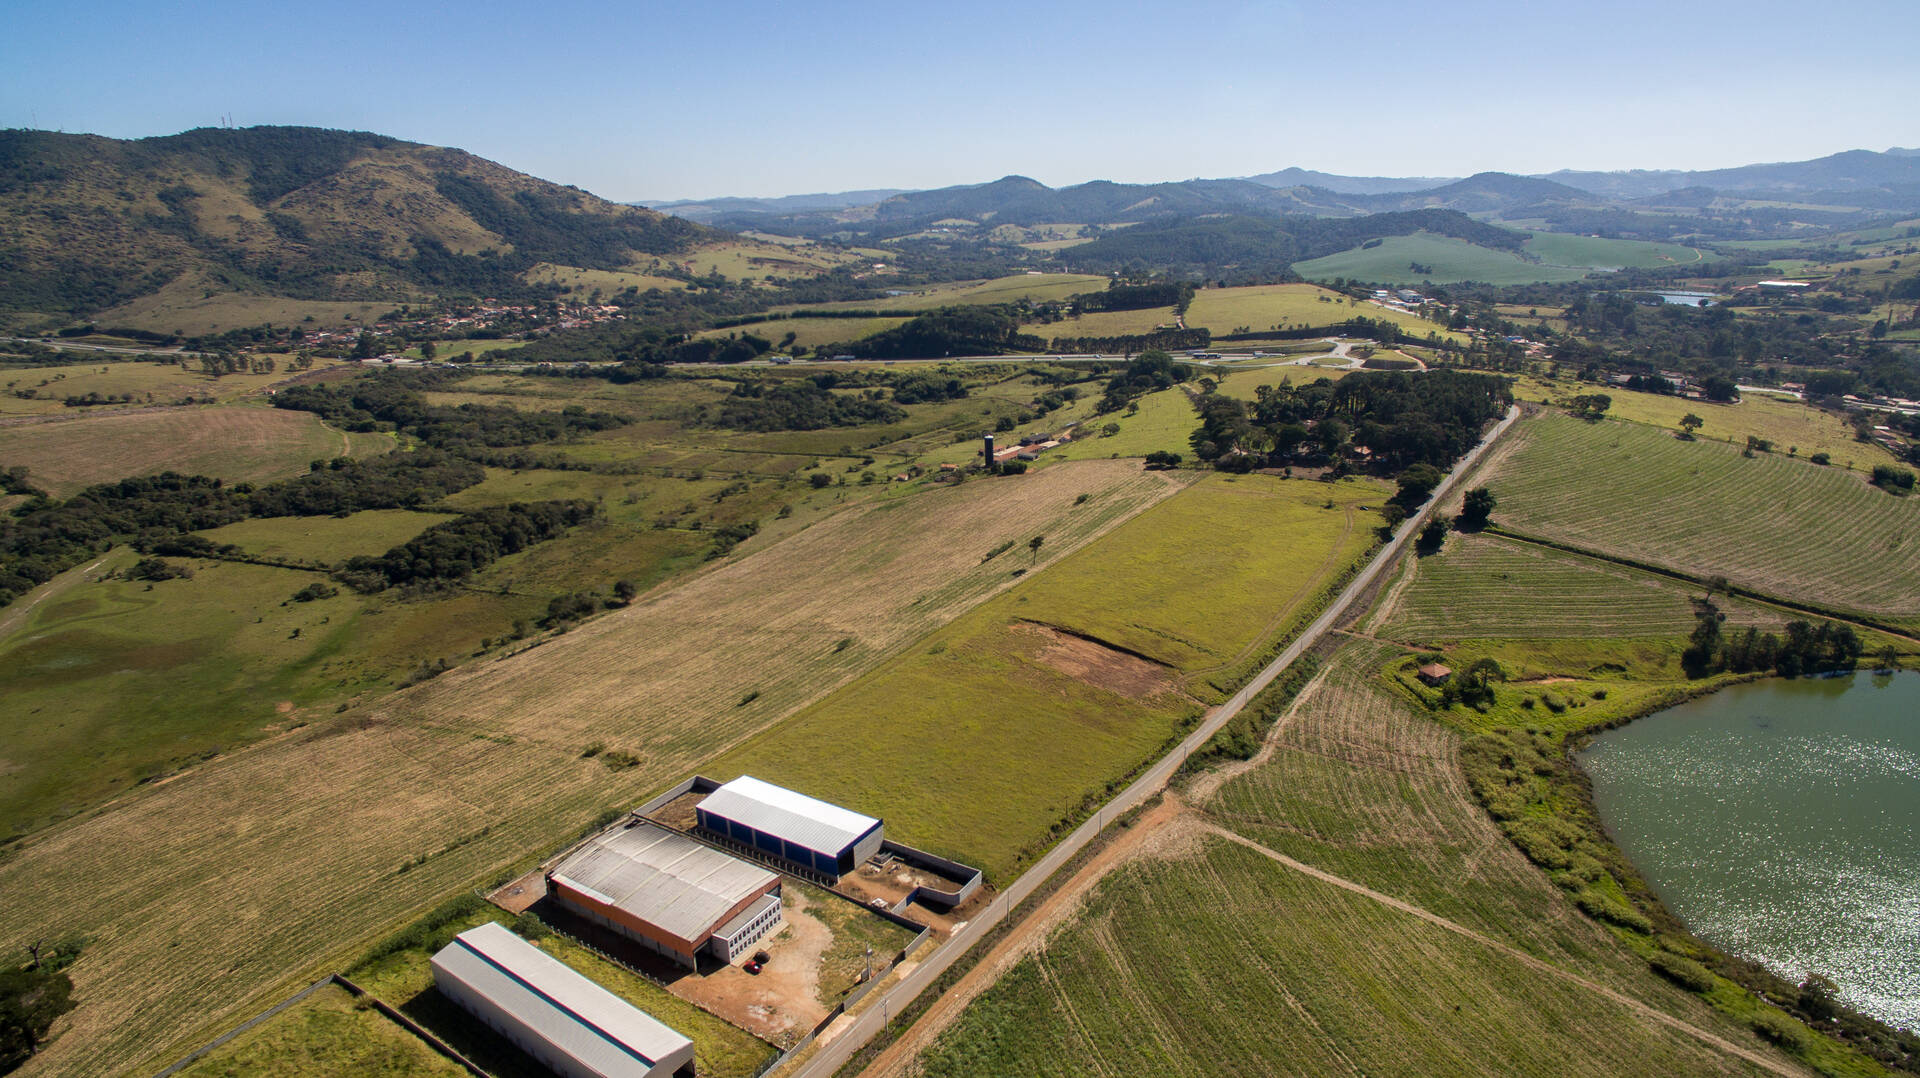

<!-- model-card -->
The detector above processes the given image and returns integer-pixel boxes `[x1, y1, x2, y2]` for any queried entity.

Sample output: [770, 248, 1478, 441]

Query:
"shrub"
[291, 581, 338, 602]
[1750, 1012, 1806, 1049]
[1650, 951, 1715, 992]
[808, 472, 833, 489]
[511, 911, 552, 941]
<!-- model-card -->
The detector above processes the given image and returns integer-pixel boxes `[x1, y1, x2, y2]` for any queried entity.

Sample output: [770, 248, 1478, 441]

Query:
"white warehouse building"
[696, 775, 885, 880]
[430, 921, 696, 1078]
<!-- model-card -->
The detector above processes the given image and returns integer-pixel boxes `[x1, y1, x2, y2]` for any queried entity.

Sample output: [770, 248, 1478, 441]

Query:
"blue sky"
[3, 0, 1916, 201]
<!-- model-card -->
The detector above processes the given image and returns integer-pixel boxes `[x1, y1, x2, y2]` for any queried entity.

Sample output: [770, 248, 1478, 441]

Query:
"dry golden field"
[0, 459, 1183, 1077]
[0, 405, 393, 497]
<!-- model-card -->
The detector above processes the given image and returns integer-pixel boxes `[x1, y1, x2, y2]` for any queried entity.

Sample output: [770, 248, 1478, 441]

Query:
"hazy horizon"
[5, 0, 1917, 204]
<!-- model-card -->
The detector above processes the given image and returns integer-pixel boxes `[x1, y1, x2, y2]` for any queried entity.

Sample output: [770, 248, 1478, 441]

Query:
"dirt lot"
[835, 864, 989, 937]
[1015, 622, 1180, 700]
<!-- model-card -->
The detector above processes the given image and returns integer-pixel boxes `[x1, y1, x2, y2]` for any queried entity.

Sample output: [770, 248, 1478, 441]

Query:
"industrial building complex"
[430, 921, 696, 1078]
[547, 820, 783, 970]
[695, 775, 886, 881]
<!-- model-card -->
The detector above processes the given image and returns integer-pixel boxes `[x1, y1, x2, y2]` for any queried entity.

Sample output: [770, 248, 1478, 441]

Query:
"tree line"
[0, 452, 485, 608]
[271, 371, 629, 449]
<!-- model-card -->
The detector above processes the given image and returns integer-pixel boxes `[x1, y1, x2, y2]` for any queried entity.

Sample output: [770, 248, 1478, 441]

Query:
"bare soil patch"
[1015, 623, 1179, 700]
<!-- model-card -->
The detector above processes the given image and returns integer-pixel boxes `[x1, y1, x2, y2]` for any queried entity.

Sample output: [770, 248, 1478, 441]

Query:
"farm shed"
[1417, 663, 1453, 686]
[430, 921, 696, 1078]
[548, 821, 781, 970]
[696, 775, 884, 881]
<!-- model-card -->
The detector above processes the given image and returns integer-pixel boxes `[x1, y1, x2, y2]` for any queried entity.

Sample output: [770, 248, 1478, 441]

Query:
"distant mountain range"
[0, 126, 708, 315]
[647, 148, 1920, 231]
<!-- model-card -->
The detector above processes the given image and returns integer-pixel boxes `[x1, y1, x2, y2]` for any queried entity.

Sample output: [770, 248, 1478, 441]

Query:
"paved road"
[783, 404, 1521, 1078]
[1, 336, 208, 358]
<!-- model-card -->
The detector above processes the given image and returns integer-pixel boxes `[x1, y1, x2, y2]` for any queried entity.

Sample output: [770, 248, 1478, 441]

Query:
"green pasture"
[695, 316, 909, 351]
[1185, 282, 1462, 343]
[1521, 232, 1712, 270]
[175, 983, 468, 1078]
[196, 510, 456, 563]
[1485, 413, 1920, 625]
[1505, 373, 1904, 472]
[778, 273, 1108, 315]
[706, 474, 1385, 880]
[1294, 232, 1595, 286]
[1048, 385, 1197, 461]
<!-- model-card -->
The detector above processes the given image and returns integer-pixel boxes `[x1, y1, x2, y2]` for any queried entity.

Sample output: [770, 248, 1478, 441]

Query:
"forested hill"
[0, 126, 711, 314]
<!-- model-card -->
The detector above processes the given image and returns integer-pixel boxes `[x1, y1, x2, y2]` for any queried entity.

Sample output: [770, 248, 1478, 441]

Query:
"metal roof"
[699, 775, 881, 856]
[430, 922, 691, 1077]
[551, 821, 777, 945]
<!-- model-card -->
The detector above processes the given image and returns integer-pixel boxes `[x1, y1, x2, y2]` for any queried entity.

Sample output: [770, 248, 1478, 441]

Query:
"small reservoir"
[1578, 672, 1920, 1031]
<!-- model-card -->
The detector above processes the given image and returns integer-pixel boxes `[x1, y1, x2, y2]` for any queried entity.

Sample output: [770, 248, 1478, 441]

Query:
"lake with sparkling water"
[1578, 671, 1920, 1030]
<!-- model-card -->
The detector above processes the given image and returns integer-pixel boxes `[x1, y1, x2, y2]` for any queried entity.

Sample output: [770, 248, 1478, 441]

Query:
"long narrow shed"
[430, 921, 695, 1078]
[696, 775, 884, 879]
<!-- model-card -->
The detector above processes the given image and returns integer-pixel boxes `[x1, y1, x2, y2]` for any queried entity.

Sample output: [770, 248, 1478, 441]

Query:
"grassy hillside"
[1483, 413, 1920, 624]
[0, 126, 708, 315]
[1293, 232, 1594, 285]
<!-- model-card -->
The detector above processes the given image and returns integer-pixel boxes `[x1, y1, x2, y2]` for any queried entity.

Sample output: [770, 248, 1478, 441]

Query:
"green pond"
[1578, 671, 1920, 1031]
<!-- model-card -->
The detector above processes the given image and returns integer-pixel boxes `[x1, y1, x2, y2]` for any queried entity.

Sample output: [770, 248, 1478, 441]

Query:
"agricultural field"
[174, 983, 468, 1078]
[0, 405, 394, 497]
[1212, 362, 1352, 399]
[705, 474, 1386, 880]
[777, 273, 1108, 314]
[1373, 532, 1788, 642]
[1520, 232, 1713, 270]
[1185, 282, 1463, 342]
[914, 843, 1777, 1078]
[909, 645, 1804, 1077]
[1293, 232, 1595, 286]
[0, 358, 350, 418]
[694, 315, 909, 351]
[196, 509, 456, 563]
[1482, 413, 1920, 624]
[1048, 384, 1197, 462]
[1028, 306, 1179, 341]
[0, 459, 1183, 1077]
[1507, 373, 1906, 472]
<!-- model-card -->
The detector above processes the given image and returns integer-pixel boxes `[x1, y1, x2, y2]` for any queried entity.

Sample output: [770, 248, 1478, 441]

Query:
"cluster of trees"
[1, 935, 85, 1073]
[1048, 328, 1210, 355]
[1189, 370, 1511, 474]
[1870, 464, 1915, 493]
[1072, 280, 1195, 313]
[0, 452, 485, 607]
[835, 306, 1045, 359]
[1682, 602, 1866, 678]
[271, 372, 628, 449]
[1097, 351, 1189, 412]
[712, 378, 905, 431]
[336, 500, 598, 591]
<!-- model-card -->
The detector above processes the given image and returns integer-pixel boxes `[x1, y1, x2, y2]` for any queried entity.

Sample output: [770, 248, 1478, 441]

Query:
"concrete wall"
[878, 841, 983, 910]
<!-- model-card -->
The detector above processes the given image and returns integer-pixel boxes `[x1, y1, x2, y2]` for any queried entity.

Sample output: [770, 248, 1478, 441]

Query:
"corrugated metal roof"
[552, 821, 777, 945]
[699, 775, 881, 856]
[430, 922, 691, 1076]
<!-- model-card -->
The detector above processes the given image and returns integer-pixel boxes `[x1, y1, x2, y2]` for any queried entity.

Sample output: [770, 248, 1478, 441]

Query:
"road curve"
[782, 404, 1521, 1078]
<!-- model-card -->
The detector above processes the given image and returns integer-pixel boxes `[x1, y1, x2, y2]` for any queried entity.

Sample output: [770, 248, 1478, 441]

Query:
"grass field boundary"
[329, 974, 491, 1078]
[150, 976, 340, 1078]
[1486, 525, 1920, 644]
[150, 972, 491, 1078]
